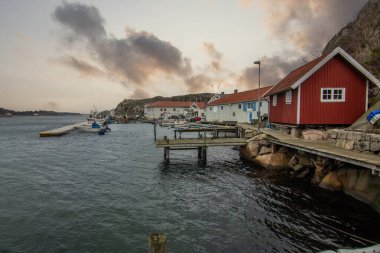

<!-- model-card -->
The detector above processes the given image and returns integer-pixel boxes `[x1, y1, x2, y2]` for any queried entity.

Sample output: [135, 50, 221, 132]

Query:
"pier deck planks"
[261, 128, 380, 171]
[156, 137, 247, 148]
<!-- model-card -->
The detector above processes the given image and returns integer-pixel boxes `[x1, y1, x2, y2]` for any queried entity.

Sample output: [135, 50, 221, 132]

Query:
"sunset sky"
[0, 0, 367, 113]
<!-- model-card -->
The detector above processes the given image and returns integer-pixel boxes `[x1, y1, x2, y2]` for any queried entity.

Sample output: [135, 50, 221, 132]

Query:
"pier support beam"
[164, 147, 170, 163]
[198, 147, 202, 159]
[202, 147, 207, 164]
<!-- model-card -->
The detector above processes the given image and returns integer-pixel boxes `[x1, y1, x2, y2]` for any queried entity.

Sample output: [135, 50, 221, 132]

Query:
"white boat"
[319, 244, 380, 253]
[76, 121, 104, 133]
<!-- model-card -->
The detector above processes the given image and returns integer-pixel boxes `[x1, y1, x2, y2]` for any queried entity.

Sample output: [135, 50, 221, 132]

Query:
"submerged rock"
[319, 171, 342, 191]
[317, 166, 380, 213]
[254, 148, 291, 170]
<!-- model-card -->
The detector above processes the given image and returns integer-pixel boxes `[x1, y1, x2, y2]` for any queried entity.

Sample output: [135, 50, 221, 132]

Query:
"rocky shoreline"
[239, 129, 380, 213]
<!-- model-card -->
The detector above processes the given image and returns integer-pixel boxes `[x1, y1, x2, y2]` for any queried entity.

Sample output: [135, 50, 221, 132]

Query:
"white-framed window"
[220, 105, 224, 110]
[209, 107, 212, 111]
[273, 95, 277, 106]
[238, 104, 242, 109]
[321, 88, 345, 102]
[285, 90, 292, 104]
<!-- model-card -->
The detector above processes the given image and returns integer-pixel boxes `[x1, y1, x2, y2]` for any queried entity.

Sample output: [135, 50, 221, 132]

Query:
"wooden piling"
[154, 118, 157, 141]
[198, 147, 202, 159]
[149, 233, 167, 253]
[202, 147, 207, 164]
[164, 147, 170, 163]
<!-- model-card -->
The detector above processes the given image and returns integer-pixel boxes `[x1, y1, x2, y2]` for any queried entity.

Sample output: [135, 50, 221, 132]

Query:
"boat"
[76, 121, 109, 134]
[319, 244, 380, 253]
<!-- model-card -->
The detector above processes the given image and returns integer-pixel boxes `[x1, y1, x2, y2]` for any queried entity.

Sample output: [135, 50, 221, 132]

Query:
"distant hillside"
[323, 0, 380, 79]
[0, 108, 81, 116]
[115, 93, 213, 117]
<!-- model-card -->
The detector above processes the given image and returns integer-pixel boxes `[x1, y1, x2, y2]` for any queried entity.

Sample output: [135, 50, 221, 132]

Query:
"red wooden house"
[264, 47, 380, 126]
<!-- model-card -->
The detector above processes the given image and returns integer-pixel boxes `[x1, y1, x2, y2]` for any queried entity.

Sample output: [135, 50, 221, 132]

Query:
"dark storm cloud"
[52, 2, 192, 88]
[53, 2, 106, 42]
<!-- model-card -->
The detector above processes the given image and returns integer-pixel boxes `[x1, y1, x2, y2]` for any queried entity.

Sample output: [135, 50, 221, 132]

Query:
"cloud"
[259, 0, 367, 53]
[203, 42, 223, 72]
[131, 88, 151, 99]
[51, 55, 104, 77]
[53, 2, 106, 42]
[45, 101, 59, 110]
[238, 0, 253, 8]
[52, 2, 192, 88]
[239, 55, 303, 88]
[185, 74, 212, 93]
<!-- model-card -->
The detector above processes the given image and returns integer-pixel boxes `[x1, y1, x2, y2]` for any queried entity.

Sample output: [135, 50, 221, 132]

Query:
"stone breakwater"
[240, 129, 380, 213]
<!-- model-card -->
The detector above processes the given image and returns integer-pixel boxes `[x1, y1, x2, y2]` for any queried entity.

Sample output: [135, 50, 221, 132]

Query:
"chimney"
[234, 89, 238, 94]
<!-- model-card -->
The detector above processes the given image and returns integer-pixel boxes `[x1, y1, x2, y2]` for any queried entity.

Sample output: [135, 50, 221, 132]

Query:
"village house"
[144, 101, 206, 119]
[264, 47, 380, 128]
[205, 87, 273, 123]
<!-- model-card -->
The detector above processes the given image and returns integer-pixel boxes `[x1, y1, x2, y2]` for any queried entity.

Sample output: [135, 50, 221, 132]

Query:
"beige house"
[144, 101, 206, 119]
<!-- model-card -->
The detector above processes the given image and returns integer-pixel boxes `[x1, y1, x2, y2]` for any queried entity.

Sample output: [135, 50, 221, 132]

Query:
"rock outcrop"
[323, 0, 380, 81]
[240, 135, 292, 169]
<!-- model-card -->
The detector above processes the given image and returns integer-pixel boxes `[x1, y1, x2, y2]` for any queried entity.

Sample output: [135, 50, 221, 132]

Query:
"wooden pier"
[156, 136, 247, 163]
[39, 122, 87, 137]
[260, 128, 380, 172]
[173, 127, 240, 139]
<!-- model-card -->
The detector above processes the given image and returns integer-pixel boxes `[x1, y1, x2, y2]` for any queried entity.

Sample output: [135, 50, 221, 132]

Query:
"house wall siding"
[269, 89, 298, 125]
[300, 56, 366, 125]
[205, 100, 268, 123]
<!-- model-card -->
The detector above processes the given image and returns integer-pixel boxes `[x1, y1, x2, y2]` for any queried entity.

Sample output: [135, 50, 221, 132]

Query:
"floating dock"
[39, 122, 87, 137]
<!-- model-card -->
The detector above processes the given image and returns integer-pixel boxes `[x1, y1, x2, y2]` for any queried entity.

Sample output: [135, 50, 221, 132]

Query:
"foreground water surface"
[0, 116, 379, 253]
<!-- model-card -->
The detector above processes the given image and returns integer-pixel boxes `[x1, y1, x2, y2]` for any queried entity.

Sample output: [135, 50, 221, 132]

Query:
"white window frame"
[285, 90, 292, 104]
[273, 95, 277, 106]
[320, 88, 345, 102]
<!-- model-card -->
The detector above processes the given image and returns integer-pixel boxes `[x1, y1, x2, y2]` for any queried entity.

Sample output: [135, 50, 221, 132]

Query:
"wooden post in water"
[202, 147, 207, 164]
[154, 118, 157, 141]
[164, 147, 170, 163]
[149, 233, 167, 253]
[198, 147, 202, 159]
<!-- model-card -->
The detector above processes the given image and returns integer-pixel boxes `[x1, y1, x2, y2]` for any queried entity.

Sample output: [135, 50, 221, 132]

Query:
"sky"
[0, 0, 367, 113]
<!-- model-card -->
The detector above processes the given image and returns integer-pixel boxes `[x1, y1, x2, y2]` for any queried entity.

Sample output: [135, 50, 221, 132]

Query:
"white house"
[144, 101, 206, 119]
[205, 87, 272, 123]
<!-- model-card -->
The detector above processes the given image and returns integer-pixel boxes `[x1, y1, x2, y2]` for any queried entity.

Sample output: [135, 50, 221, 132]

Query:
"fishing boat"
[76, 121, 107, 134]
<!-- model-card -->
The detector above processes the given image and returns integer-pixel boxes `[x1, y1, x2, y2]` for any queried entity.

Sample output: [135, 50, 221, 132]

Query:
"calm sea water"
[0, 116, 379, 253]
